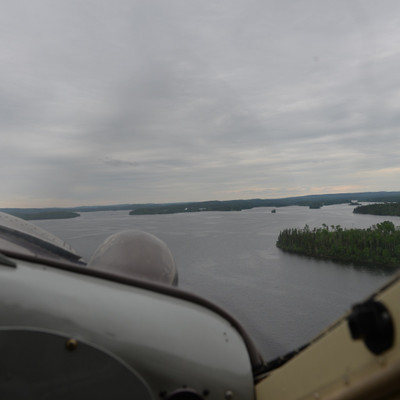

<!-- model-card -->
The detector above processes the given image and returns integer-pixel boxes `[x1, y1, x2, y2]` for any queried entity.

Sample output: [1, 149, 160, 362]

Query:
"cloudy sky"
[1, 0, 400, 207]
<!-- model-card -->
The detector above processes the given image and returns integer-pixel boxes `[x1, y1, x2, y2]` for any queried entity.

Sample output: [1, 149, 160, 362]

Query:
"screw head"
[65, 338, 78, 351]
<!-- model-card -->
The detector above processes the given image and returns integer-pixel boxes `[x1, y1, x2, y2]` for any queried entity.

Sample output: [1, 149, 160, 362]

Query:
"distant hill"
[2, 191, 399, 217]
[129, 192, 400, 215]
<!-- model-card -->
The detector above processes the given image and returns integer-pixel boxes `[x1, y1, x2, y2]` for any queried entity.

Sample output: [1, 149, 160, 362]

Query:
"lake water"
[35, 204, 399, 360]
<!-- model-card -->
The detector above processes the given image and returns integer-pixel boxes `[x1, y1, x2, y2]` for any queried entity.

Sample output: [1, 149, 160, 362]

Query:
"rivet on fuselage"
[65, 338, 78, 351]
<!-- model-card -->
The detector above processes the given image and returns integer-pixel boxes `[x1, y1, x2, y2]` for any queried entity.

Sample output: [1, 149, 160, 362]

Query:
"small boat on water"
[0, 211, 399, 399]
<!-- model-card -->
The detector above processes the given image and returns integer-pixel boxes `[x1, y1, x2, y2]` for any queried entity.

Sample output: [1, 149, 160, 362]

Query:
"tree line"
[353, 203, 400, 216]
[9, 211, 80, 220]
[276, 221, 400, 270]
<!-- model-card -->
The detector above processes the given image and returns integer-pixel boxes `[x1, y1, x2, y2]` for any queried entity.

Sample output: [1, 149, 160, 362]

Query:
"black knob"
[347, 300, 394, 355]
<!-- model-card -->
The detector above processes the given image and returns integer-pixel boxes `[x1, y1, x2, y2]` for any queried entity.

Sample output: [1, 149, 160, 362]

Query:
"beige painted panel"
[256, 274, 400, 400]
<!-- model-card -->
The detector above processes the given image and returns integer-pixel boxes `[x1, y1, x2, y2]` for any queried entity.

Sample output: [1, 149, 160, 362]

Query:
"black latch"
[347, 299, 394, 355]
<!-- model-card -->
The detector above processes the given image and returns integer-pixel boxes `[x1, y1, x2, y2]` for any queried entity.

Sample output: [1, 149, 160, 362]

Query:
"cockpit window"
[1, 1, 400, 362]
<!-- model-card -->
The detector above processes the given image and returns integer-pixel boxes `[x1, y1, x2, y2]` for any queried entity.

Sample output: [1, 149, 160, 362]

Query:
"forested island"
[129, 201, 247, 215]
[7, 211, 80, 220]
[353, 203, 400, 217]
[276, 221, 400, 270]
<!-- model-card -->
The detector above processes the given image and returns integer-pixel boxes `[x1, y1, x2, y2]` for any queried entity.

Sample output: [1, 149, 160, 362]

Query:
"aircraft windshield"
[1, 1, 399, 360]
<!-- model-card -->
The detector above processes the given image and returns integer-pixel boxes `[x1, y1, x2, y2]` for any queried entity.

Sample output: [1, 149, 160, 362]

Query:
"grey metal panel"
[0, 329, 152, 399]
[0, 258, 255, 399]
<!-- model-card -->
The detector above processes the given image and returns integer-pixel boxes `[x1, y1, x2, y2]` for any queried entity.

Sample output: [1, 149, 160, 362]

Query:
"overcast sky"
[1, 0, 400, 207]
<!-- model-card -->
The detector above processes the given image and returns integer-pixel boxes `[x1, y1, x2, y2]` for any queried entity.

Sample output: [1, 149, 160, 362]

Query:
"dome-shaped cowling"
[88, 230, 178, 286]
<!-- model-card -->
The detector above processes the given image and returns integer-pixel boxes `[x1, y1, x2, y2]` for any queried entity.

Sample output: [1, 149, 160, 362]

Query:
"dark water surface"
[35, 204, 399, 360]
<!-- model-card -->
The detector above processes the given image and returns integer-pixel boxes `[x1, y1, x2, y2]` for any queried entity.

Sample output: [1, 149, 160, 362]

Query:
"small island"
[276, 221, 400, 270]
[309, 203, 323, 209]
[353, 203, 400, 217]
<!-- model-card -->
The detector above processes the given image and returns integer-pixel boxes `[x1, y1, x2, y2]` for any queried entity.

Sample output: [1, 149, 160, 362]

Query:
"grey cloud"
[1, 0, 400, 206]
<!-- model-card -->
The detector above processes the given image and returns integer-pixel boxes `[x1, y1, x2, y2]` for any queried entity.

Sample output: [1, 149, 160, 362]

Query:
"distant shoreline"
[6, 211, 80, 221]
[2, 191, 400, 217]
[353, 203, 400, 217]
